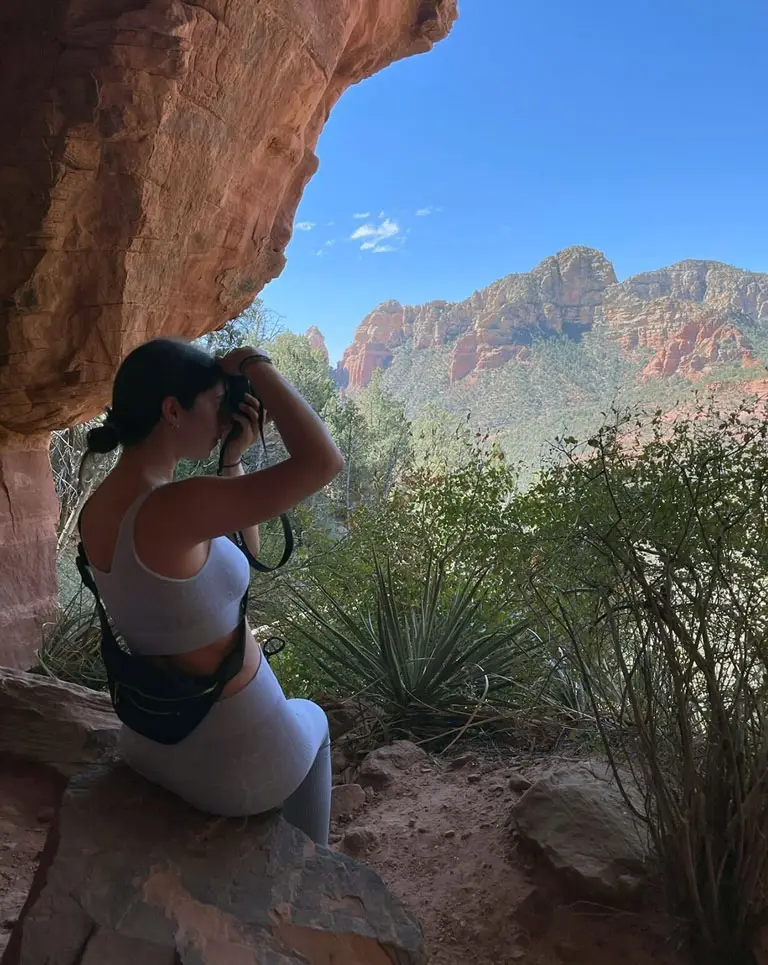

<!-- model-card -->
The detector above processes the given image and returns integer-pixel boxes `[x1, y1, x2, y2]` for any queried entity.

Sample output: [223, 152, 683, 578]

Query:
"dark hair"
[86, 338, 224, 455]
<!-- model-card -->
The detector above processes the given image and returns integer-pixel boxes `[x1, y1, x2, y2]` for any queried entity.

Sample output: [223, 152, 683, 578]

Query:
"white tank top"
[89, 489, 251, 656]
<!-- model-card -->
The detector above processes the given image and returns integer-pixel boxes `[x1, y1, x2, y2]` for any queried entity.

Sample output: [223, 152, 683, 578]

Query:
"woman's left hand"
[222, 393, 263, 463]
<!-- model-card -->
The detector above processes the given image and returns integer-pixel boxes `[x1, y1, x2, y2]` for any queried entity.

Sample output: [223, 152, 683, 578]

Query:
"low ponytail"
[86, 409, 123, 455]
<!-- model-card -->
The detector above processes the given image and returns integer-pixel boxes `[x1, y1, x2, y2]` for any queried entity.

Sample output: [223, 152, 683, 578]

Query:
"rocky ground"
[330, 742, 688, 965]
[0, 742, 691, 965]
[0, 762, 62, 957]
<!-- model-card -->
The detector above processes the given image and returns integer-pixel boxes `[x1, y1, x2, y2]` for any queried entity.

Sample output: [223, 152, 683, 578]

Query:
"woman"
[78, 337, 344, 845]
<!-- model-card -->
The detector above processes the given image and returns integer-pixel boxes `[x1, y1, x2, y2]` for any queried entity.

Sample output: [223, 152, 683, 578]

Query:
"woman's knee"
[288, 698, 330, 747]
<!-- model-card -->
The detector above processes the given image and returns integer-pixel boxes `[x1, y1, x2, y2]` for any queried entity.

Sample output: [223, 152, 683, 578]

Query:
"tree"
[266, 332, 336, 416]
[196, 298, 283, 356]
[355, 370, 413, 503]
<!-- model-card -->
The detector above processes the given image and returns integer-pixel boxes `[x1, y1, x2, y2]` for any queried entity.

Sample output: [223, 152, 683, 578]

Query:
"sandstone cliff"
[340, 248, 768, 390]
[341, 247, 617, 387]
[305, 325, 329, 364]
[599, 260, 768, 380]
[0, 0, 457, 666]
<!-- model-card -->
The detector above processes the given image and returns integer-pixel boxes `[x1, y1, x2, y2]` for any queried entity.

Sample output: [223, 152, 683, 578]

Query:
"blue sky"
[262, 0, 768, 365]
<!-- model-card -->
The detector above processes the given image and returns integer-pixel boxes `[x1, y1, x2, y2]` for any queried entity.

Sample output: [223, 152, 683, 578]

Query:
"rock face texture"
[4, 764, 425, 965]
[339, 247, 768, 390]
[341, 247, 618, 388]
[0, 449, 59, 669]
[0, 0, 457, 666]
[0, 669, 119, 776]
[598, 260, 768, 381]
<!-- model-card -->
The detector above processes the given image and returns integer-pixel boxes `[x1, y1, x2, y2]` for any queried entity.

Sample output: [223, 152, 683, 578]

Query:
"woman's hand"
[221, 393, 264, 463]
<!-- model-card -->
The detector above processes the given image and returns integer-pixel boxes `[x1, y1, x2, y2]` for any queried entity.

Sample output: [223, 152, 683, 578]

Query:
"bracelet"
[239, 354, 273, 375]
[220, 459, 242, 470]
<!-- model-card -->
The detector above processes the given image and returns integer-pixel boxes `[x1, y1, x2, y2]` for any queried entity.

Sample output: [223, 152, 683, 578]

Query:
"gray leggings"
[119, 659, 333, 846]
[280, 734, 332, 846]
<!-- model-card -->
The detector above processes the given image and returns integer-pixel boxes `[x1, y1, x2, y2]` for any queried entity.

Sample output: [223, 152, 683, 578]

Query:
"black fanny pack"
[76, 541, 248, 745]
[76, 382, 294, 745]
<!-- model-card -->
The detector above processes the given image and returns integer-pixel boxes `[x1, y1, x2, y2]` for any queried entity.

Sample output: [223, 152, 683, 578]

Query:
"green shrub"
[520, 399, 768, 963]
[37, 589, 106, 690]
[286, 555, 539, 741]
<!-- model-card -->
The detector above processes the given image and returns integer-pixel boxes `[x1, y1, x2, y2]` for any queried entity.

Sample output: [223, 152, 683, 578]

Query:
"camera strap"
[217, 395, 294, 574]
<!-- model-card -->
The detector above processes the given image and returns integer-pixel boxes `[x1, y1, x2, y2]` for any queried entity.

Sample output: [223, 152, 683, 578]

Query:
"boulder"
[511, 765, 652, 901]
[331, 783, 366, 820]
[341, 827, 381, 859]
[3, 764, 424, 965]
[0, 669, 118, 776]
[356, 740, 428, 791]
[314, 693, 360, 741]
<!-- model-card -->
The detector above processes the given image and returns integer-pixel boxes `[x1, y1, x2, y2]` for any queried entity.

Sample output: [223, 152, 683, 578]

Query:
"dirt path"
[0, 750, 688, 964]
[331, 749, 688, 965]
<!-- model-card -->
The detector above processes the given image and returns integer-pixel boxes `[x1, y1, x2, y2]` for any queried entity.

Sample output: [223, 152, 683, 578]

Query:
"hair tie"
[103, 407, 123, 439]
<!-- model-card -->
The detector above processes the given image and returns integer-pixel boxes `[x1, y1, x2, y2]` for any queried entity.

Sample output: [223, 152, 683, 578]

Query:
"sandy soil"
[330, 748, 689, 965]
[0, 748, 690, 965]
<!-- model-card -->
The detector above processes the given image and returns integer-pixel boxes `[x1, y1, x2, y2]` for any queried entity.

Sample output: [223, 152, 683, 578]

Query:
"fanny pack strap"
[75, 522, 248, 686]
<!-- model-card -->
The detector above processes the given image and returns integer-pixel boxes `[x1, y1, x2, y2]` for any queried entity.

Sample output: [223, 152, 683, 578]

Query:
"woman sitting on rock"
[78, 337, 343, 846]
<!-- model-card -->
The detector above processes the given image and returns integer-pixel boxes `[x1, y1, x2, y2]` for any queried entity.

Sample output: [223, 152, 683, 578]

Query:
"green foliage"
[37, 589, 106, 690]
[196, 299, 284, 355]
[323, 370, 413, 522]
[379, 329, 748, 482]
[286, 556, 537, 740]
[517, 400, 768, 963]
[267, 331, 337, 415]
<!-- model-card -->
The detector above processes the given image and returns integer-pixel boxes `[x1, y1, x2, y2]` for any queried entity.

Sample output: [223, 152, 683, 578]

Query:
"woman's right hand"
[218, 345, 273, 377]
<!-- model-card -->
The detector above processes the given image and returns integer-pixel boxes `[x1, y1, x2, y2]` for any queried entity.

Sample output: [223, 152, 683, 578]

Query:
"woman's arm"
[150, 349, 344, 546]
[219, 459, 260, 555]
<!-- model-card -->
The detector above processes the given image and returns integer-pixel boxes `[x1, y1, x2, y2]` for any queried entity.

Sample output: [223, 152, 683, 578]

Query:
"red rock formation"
[449, 331, 477, 382]
[641, 316, 759, 381]
[342, 249, 768, 392]
[0, 449, 59, 668]
[341, 246, 618, 390]
[340, 300, 411, 388]
[598, 263, 768, 380]
[0, 0, 457, 666]
[305, 326, 329, 364]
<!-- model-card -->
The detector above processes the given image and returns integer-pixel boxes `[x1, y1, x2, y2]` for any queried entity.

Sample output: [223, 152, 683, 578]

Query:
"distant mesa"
[337, 246, 768, 390]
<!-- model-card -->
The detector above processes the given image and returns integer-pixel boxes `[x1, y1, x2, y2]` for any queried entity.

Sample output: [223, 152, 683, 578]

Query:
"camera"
[223, 374, 251, 415]
[222, 374, 258, 439]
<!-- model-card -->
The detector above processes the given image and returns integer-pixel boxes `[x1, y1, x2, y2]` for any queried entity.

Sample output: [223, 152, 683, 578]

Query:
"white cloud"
[324, 239, 335, 247]
[360, 241, 377, 250]
[352, 212, 370, 219]
[416, 207, 432, 216]
[296, 221, 315, 231]
[372, 245, 396, 253]
[350, 218, 400, 243]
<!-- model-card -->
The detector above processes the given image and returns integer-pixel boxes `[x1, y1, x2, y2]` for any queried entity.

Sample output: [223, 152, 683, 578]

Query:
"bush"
[287, 555, 539, 742]
[520, 399, 768, 963]
[37, 589, 106, 690]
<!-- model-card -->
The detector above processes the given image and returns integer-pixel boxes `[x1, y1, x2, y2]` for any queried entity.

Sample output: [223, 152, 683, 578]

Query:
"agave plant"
[287, 556, 539, 736]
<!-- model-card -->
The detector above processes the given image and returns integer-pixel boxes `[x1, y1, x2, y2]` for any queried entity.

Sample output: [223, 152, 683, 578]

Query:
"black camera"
[222, 374, 258, 439]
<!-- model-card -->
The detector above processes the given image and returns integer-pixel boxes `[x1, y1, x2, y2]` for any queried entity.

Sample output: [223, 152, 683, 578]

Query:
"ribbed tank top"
[89, 489, 251, 656]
